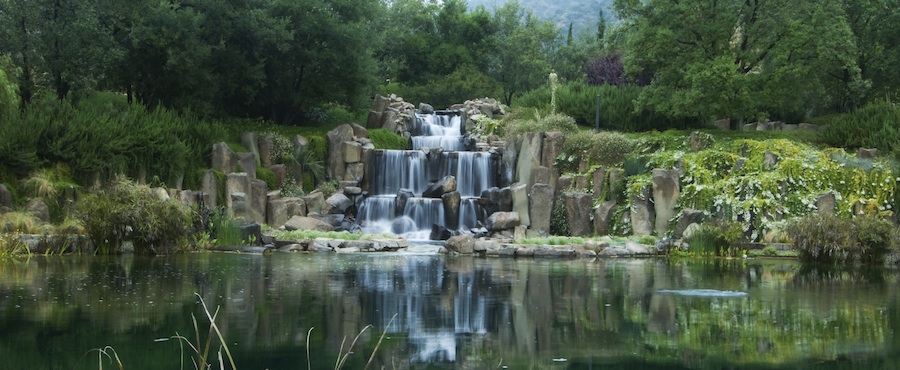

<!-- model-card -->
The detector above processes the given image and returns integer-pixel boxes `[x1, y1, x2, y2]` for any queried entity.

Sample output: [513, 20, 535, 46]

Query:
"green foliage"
[786, 213, 896, 265]
[316, 180, 340, 199]
[820, 100, 900, 156]
[76, 178, 193, 254]
[256, 167, 278, 190]
[516, 81, 699, 131]
[0, 55, 19, 120]
[503, 112, 579, 138]
[0, 211, 41, 234]
[369, 129, 408, 150]
[562, 130, 635, 167]
[684, 220, 746, 257]
[210, 212, 246, 247]
[549, 199, 569, 236]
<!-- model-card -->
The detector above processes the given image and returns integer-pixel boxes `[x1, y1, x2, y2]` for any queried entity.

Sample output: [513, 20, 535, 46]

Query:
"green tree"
[0, 56, 19, 118]
[488, 1, 559, 106]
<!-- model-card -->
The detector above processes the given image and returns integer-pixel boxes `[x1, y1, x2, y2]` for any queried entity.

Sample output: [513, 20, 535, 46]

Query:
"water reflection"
[1, 255, 899, 369]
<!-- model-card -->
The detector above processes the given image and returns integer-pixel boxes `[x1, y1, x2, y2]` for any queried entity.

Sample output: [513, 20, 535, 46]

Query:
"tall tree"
[488, 1, 558, 105]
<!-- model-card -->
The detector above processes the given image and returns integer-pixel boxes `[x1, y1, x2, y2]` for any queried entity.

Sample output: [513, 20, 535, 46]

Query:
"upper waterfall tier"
[411, 112, 465, 151]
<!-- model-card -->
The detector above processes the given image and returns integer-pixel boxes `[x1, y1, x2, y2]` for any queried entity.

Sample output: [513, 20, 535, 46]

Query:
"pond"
[1, 253, 899, 369]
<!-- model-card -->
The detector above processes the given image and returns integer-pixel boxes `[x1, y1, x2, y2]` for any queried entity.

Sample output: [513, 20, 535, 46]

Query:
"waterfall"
[359, 110, 494, 239]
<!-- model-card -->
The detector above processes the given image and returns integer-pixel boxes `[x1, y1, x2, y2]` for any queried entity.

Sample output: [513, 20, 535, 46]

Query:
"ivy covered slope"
[624, 132, 897, 239]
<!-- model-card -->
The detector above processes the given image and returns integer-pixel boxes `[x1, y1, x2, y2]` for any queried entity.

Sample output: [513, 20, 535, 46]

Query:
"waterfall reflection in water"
[1, 255, 899, 369]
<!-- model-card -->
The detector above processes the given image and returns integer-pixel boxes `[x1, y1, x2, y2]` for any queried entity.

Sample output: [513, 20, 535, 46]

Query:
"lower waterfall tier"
[358, 195, 482, 240]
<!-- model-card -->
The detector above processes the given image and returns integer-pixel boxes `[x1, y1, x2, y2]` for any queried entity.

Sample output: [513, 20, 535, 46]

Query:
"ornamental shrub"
[786, 213, 895, 265]
[369, 128, 409, 150]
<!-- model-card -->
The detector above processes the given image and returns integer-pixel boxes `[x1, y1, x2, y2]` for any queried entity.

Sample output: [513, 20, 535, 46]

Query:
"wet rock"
[500, 139, 518, 187]
[598, 247, 634, 257]
[423, 175, 457, 198]
[446, 235, 475, 254]
[442, 191, 461, 230]
[396, 189, 414, 216]
[430, 224, 453, 240]
[392, 216, 417, 234]
[418, 103, 435, 114]
[499, 187, 513, 212]
[625, 242, 652, 255]
[486, 212, 520, 231]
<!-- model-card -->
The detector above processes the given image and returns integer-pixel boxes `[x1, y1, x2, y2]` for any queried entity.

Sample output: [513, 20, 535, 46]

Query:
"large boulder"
[250, 179, 268, 224]
[486, 212, 520, 231]
[592, 166, 606, 202]
[284, 216, 334, 232]
[510, 183, 530, 227]
[396, 189, 414, 216]
[515, 132, 544, 188]
[673, 209, 705, 239]
[541, 131, 565, 169]
[302, 191, 326, 215]
[423, 175, 457, 198]
[26, 198, 50, 223]
[445, 234, 475, 254]
[267, 197, 306, 229]
[323, 192, 353, 215]
[815, 192, 836, 215]
[226, 173, 252, 218]
[442, 191, 461, 230]
[238, 152, 257, 179]
[528, 184, 554, 234]
[258, 133, 274, 168]
[631, 187, 654, 236]
[564, 192, 593, 236]
[651, 169, 680, 236]
[500, 140, 518, 187]
[593, 200, 617, 236]
[211, 142, 240, 174]
[326, 124, 355, 181]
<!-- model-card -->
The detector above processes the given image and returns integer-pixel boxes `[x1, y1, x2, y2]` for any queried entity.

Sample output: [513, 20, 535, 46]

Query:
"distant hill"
[467, 0, 615, 36]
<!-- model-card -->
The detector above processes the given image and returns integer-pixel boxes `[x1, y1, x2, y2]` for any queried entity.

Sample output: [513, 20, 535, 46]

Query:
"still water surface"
[1, 253, 899, 369]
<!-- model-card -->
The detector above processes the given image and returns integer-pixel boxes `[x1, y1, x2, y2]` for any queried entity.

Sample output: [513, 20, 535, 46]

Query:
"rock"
[583, 240, 609, 253]
[343, 186, 362, 196]
[373, 94, 391, 113]
[392, 216, 417, 234]
[238, 152, 257, 179]
[857, 148, 878, 159]
[783, 124, 798, 131]
[240, 132, 260, 166]
[631, 187, 654, 236]
[564, 192, 593, 237]
[541, 131, 565, 169]
[485, 243, 517, 257]
[593, 200, 617, 236]
[284, 216, 334, 232]
[479, 187, 501, 218]
[516, 132, 543, 187]
[367, 111, 383, 129]
[474, 240, 499, 252]
[625, 241, 652, 255]
[592, 166, 606, 202]
[682, 223, 701, 240]
[514, 225, 527, 240]
[267, 197, 306, 229]
[249, 179, 268, 224]
[515, 245, 536, 257]
[240, 223, 264, 245]
[510, 183, 531, 226]
[534, 245, 577, 258]
[673, 209, 705, 239]
[816, 192, 836, 215]
[278, 243, 306, 252]
[713, 119, 730, 130]
[226, 173, 252, 218]
[742, 123, 756, 131]
[269, 164, 286, 189]
[0, 184, 12, 210]
[25, 198, 50, 223]
[345, 163, 365, 182]
[442, 191, 461, 230]
[756, 121, 772, 131]
[258, 133, 274, 168]
[764, 151, 779, 170]
[423, 175, 457, 198]
[326, 124, 355, 181]
[530, 166, 551, 187]
[418, 103, 435, 114]
[486, 212, 520, 231]
[211, 142, 240, 174]
[651, 169, 680, 236]
[382, 107, 400, 132]
[445, 235, 475, 254]
[498, 187, 513, 212]
[396, 189, 414, 215]
[733, 158, 746, 172]
[556, 175, 572, 199]
[229, 192, 250, 221]
[528, 184, 554, 233]
[598, 247, 634, 257]
[302, 191, 326, 215]
[350, 123, 369, 138]
[798, 123, 820, 131]
[342, 141, 362, 163]
[430, 223, 453, 240]
[500, 138, 518, 187]
[323, 192, 353, 215]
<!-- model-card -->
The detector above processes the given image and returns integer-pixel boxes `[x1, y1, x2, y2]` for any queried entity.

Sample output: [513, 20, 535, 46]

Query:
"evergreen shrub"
[820, 100, 900, 156]
[787, 213, 895, 265]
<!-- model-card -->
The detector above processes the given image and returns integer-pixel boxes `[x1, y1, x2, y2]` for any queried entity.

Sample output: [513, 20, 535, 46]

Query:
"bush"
[549, 199, 569, 236]
[256, 167, 278, 190]
[76, 178, 193, 254]
[563, 130, 636, 167]
[820, 100, 900, 156]
[503, 112, 579, 138]
[369, 128, 408, 150]
[786, 213, 895, 265]
[685, 220, 746, 257]
[0, 211, 41, 234]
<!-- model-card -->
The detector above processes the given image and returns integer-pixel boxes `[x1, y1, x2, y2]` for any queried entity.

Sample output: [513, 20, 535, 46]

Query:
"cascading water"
[358, 110, 496, 240]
